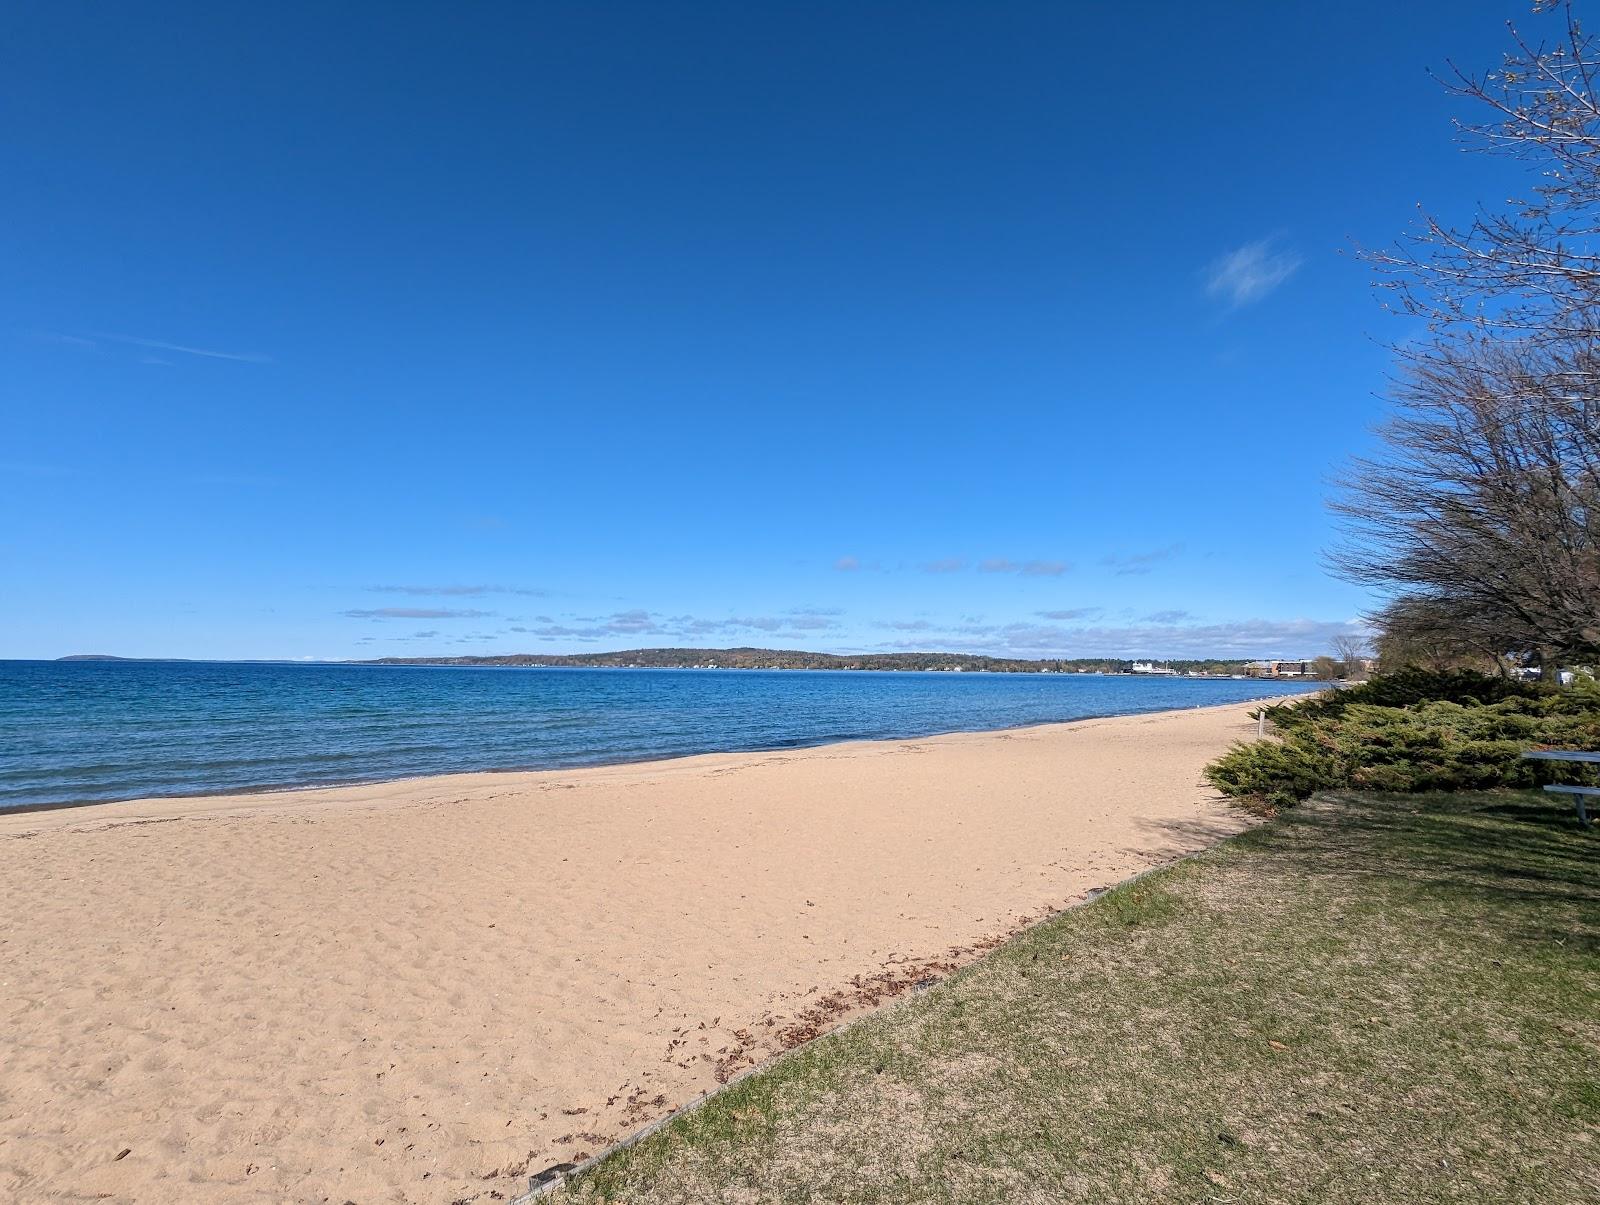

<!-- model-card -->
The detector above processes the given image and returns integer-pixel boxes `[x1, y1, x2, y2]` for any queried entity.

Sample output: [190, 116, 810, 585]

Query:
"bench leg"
[1581, 797, 1592, 828]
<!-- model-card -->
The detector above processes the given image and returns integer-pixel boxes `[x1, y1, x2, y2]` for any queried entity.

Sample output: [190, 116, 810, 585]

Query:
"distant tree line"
[359, 648, 1260, 675]
[1337, 2, 1600, 680]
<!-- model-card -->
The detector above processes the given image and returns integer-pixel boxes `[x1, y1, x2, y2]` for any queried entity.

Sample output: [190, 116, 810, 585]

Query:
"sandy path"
[0, 699, 1270, 1203]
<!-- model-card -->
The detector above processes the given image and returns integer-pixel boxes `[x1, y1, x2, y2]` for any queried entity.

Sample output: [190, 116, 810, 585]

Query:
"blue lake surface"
[0, 660, 1322, 810]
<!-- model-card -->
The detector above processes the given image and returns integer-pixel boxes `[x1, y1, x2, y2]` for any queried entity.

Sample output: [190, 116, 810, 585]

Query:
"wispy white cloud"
[978, 558, 1071, 577]
[784, 614, 838, 631]
[343, 607, 495, 620]
[92, 332, 273, 363]
[1101, 543, 1184, 576]
[875, 616, 1368, 659]
[1143, 609, 1193, 623]
[516, 608, 846, 643]
[1037, 607, 1101, 621]
[834, 556, 862, 572]
[369, 584, 547, 597]
[1204, 238, 1302, 308]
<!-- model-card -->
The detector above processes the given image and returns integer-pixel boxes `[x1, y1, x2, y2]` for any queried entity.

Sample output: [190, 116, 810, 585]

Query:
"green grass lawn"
[555, 791, 1599, 1204]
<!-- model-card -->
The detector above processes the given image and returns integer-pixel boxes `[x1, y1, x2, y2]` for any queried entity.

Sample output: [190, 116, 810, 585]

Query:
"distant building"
[1131, 661, 1178, 675]
[1244, 659, 1317, 679]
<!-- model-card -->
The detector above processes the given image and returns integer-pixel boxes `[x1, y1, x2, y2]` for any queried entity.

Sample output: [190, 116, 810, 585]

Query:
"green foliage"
[1095, 879, 1182, 928]
[1204, 736, 1343, 811]
[1283, 667, 1543, 718]
[1205, 671, 1600, 809]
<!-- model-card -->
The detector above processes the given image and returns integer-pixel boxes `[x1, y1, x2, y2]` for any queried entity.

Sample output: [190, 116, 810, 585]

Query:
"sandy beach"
[0, 699, 1272, 1204]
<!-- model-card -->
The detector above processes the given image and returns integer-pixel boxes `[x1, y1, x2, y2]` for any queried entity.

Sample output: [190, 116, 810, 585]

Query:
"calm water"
[0, 660, 1321, 810]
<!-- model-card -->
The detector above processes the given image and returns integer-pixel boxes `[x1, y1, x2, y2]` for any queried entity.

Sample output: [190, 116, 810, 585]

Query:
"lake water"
[0, 660, 1321, 810]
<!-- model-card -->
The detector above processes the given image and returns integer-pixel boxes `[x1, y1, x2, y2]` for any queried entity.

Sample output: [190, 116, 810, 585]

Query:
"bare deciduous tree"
[1367, 1, 1600, 347]
[1330, 632, 1372, 679]
[1369, 595, 1519, 675]
[1340, 3, 1600, 676]
[1333, 341, 1600, 674]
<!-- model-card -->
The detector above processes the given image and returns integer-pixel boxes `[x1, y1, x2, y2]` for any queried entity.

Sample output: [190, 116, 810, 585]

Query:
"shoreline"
[0, 691, 1307, 822]
[1, 697, 1281, 1203]
[509, 840, 1204, 1204]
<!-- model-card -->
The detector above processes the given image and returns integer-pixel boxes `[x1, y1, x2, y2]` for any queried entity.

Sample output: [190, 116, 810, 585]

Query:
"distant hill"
[56, 654, 139, 661]
[355, 647, 1255, 675]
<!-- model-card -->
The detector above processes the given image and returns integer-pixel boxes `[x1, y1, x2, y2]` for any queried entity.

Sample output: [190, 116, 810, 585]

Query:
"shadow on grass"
[1270, 790, 1600, 953]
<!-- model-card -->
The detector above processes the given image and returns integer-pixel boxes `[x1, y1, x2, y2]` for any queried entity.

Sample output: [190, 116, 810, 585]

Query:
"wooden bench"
[1522, 750, 1600, 827]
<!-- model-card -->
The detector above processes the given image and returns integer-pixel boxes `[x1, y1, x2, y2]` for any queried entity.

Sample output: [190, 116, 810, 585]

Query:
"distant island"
[353, 647, 1258, 676]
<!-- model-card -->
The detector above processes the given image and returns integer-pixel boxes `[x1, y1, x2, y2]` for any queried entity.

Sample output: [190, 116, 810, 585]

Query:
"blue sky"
[0, 2, 1540, 660]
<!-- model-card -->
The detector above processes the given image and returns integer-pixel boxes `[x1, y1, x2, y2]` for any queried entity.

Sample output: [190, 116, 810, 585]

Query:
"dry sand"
[0, 698, 1272, 1203]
